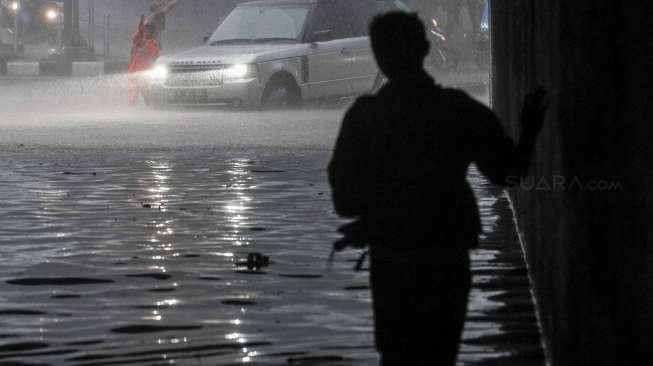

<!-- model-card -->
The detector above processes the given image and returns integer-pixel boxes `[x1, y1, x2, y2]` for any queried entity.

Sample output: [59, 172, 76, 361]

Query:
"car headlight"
[223, 63, 255, 80]
[147, 64, 168, 82]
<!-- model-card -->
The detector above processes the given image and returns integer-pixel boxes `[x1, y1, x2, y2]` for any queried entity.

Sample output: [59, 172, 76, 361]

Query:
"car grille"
[166, 63, 226, 87]
[169, 63, 226, 73]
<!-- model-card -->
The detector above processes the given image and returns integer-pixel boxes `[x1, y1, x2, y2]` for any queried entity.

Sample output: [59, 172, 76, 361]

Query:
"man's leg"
[127, 76, 138, 106]
[370, 247, 471, 366]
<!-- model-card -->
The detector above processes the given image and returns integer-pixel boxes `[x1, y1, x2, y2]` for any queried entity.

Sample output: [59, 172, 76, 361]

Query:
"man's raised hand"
[520, 86, 549, 137]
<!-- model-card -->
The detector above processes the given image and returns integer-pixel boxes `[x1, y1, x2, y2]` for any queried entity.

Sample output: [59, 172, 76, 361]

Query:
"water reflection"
[222, 159, 254, 248]
[222, 160, 261, 363]
[138, 160, 181, 323]
[142, 160, 174, 257]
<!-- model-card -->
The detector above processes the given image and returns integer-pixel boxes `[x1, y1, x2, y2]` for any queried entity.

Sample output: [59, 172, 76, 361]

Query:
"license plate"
[174, 89, 208, 102]
[168, 72, 223, 87]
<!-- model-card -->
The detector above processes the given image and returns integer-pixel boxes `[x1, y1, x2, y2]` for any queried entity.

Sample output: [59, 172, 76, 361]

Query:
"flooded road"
[0, 76, 541, 365]
[0, 76, 345, 150]
[0, 148, 373, 365]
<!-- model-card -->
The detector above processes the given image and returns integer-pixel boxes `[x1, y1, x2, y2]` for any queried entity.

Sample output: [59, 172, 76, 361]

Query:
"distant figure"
[328, 12, 547, 366]
[127, 16, 160, 106]
[147, 0, 179, 50]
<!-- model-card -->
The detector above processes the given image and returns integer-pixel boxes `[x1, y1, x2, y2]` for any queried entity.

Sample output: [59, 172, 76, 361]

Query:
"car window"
[310, 0, 354, 41]
[209, 4, 310, 43]
[375, 0, 411, 13]
[345, 1, 376, 37]
[391, 0, 411, 12]
[345, 0, 413, 37]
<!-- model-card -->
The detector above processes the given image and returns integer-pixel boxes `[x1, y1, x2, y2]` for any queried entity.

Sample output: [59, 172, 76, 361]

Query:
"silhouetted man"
[328, 12, 547, 366]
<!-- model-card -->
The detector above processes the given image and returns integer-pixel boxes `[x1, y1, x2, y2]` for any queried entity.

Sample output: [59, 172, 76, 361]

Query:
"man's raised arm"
[473, 88, 549, 186]
[162, 0, 179, 13]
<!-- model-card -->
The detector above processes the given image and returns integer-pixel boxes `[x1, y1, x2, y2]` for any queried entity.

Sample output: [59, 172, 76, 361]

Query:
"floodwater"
[0, 76, 345, 150]
[0, 75, 542, 365]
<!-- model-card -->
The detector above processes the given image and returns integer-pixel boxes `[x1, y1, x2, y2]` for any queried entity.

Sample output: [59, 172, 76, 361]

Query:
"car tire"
[261, 77, 301, 109]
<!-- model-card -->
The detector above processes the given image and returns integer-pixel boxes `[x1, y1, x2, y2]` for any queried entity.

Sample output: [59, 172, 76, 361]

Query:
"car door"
[346, 0, 382, 95]
[304, 0, 356, 99]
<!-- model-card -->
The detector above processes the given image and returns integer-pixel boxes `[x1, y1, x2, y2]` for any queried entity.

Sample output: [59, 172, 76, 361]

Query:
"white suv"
[145, 0, 409, 107]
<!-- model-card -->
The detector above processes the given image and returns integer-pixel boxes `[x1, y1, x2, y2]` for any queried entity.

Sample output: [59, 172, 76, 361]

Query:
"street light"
[46, 9, 59, 22]
[11, 0, 20, 54]
[44, 7, 63, 48]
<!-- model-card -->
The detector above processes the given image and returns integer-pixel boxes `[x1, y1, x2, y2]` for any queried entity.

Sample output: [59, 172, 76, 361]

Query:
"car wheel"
[261, 78, 301, 109]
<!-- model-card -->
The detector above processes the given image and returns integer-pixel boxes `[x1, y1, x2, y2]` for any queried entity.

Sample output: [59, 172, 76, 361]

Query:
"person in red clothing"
[127, 15, 160, 106]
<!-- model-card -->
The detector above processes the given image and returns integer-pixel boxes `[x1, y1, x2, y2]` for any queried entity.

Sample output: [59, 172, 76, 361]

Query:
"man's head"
[370, 12, 429, 80]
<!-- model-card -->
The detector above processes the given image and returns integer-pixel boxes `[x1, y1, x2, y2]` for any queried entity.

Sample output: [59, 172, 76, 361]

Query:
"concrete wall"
[491, 1, 652, 364]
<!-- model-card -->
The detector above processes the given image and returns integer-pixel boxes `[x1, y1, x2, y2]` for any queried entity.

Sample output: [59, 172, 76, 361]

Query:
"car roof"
[239, 0, 316, 6]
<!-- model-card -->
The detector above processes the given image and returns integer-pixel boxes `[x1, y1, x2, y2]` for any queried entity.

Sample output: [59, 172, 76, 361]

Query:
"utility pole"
[61, 0, 93, 60]
[12, 0, 20, 54]
[63, 0, 73, 47]
[63, 0, 80, 47]
[72, 0, 79, 42]
[88, 0, 95, 51]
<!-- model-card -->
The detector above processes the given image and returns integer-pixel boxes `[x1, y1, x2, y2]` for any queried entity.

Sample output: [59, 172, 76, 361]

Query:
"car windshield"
[209, 4, 310, 45]
[392, 0, 411, 11]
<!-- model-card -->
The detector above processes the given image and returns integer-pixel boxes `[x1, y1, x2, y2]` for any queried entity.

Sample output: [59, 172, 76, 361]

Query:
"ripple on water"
[0, 341, 49, 352]
[50, 294, 81, 299]
[343, 285, 369, 291]
[147, 287, 176, 292]
[278, 273, 323, 279]
[287, 355, 351, 364]
[0, 309, 47, 316]
[234, 269, 267, 275]
[221, 299, 257, 306]
[197, 276, 221, 281]
[125, 273, 172, 281]
[110, 325, 203, 334]
[6, 277, 114, 286]
[67, 341, 274, 363]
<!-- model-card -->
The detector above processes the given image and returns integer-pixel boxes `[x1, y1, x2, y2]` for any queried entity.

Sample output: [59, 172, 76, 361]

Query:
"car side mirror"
[203, 35, 210, 44]
[311, 29, 333, 43]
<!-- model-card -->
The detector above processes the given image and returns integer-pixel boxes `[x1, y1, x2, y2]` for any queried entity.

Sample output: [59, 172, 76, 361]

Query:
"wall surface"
[491, 1, 652, 364]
